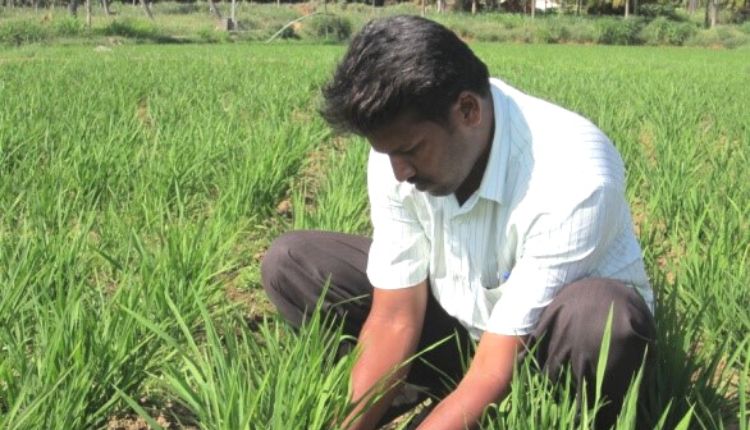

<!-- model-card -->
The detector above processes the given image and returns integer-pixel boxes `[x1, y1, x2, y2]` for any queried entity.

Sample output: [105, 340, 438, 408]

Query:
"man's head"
[320, 15, 490, 136]
[321, 15, 494, 198]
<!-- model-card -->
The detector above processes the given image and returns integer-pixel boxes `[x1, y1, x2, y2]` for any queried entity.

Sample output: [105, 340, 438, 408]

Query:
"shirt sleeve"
[487, 184, 627, 335]
[365, 150, 430, 289]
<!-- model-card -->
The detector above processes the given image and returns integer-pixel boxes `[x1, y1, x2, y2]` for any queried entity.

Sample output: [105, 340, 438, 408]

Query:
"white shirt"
[366, 78, 654, 339]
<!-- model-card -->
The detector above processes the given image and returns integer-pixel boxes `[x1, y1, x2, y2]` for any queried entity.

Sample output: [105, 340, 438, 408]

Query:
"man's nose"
[389, 155, 416, 183]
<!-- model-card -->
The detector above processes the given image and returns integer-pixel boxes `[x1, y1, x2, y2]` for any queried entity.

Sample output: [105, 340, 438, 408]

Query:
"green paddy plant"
[123, 289, 357, 430]
[0, 225, 163, 429]
[293, 139, 370, 235]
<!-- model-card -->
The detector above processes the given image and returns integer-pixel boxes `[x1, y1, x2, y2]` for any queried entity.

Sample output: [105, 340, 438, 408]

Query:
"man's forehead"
[368, 116, 425, 153]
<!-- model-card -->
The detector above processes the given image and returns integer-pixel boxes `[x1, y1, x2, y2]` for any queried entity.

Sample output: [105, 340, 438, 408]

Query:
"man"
[262, 15, 656, 430]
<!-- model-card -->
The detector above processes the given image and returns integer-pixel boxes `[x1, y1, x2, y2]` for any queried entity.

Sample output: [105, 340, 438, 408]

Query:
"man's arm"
[343, 280, 429, 430]
[417, 332, 526, 430]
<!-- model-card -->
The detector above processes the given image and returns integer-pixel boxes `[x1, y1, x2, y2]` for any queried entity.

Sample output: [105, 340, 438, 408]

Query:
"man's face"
[367, 93, 491, 198]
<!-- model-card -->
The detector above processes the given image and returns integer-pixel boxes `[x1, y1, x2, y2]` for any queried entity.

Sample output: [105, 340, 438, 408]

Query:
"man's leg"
[261, 231, 472, 406]
[261, 230, 373, 340]
[527, 278, 656, 430]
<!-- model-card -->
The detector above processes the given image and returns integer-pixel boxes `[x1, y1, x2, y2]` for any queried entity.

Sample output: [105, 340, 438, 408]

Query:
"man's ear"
[455, 91, 482, 126]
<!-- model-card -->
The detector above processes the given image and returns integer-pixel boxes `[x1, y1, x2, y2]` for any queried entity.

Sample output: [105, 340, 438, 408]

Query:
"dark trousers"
[261, 230, 656, 429]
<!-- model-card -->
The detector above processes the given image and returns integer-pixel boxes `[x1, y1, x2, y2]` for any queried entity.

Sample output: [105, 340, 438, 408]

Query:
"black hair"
[320, 15, 490, 136]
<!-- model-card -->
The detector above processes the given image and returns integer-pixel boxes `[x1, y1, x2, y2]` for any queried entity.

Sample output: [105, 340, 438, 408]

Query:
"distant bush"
[301, 14, 351, 42]
[272, 23, 298, 40]
[197, 27, 220, 43]
[537, 19, 571, 43]
[154, 2, 201, 14]
[495, 14, 528, 29]
[98, 18, 173, 42]
[640, 17, 696, 45]
[436, 14, 658, 45]
[567, 19, 598, 43]
[638, 4, 683, 21]
[717, 8, 737, 25]
[0, 19, 49, 46]
[731, 7, 750, 24]
[506, 25, 537, 43]
[685, 27, 724, 47]
[448, 19, 508, 41]
[714, 25, 750, 48]
[595, 17, 644, 44]
[685, 26, 750, 48]
[242, 13, 298, 41]
[52, 16, 86, 37]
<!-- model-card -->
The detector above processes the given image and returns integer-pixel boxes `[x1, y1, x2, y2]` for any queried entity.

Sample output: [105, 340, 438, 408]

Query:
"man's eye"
[404, 143, 420, 155]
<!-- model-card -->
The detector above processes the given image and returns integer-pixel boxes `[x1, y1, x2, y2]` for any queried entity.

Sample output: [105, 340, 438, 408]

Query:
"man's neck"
[454, 113, 495, 207]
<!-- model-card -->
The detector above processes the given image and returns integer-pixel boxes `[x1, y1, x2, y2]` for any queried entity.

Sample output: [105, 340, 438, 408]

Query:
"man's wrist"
[416, 332, 523, 429]
[416, 375, 509, 430]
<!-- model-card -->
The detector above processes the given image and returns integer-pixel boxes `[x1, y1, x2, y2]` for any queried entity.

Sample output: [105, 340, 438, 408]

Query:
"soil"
[106, 399, 198, 430]
[106, 414, 172, 430]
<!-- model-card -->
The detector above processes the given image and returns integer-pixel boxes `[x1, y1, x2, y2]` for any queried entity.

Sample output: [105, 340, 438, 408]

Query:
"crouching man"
[262, 15, 655, 430]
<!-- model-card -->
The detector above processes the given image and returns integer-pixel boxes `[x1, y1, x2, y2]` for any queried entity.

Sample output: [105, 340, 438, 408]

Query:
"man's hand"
[342, 281, 428, 430]
[416, 332, 526, 430]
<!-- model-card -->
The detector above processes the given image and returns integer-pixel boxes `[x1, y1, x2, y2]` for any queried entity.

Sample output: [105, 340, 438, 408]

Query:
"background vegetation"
[1, 1, 750, 47]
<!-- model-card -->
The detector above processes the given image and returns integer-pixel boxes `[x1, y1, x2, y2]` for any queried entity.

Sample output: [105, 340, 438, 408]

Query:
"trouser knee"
[260, 231, 312, 328]
[571, 281, 655, 375]
[535, 279, 654, 371]
[531, 279, 656, 428]
[260, 230, 374, 334]
[261, 232, 293, 296]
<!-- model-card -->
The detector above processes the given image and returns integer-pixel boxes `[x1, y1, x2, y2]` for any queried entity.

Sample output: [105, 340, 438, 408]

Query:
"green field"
[1, 43, 748, 429]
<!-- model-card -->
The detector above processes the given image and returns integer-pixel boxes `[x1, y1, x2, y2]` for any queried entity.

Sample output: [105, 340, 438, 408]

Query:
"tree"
[705, 0, 717, 27]
[101, 0, 111, 17]
[85, 0, 91, 28]
[68, 0, 78, 17]
[140, 0, 154, 20]
[612, 0, 632, 18]
[687, 0, 698, 14]
[209, 0, 222, 19]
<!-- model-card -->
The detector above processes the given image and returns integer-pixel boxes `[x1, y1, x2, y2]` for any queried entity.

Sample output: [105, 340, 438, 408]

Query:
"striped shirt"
[366, 78, 654, 339]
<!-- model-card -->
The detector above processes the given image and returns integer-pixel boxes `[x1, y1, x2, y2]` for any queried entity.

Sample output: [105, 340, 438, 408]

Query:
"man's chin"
[417, 183, 452, 196]
[410, 179, 454, 196]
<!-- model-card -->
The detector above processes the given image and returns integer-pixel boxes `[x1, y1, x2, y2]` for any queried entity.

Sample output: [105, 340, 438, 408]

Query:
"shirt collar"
[476, 80, 510, 205]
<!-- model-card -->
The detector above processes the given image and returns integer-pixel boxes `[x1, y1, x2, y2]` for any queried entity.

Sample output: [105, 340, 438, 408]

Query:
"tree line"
[1, 0, 747, 30]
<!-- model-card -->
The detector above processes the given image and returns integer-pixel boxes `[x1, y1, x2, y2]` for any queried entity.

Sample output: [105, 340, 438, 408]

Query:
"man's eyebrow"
[390, 139, 421, 156]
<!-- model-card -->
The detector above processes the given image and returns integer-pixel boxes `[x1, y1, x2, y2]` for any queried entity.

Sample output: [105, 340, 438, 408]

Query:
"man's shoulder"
[489, 79, 626, 207]
[490, 77, 601, 139]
